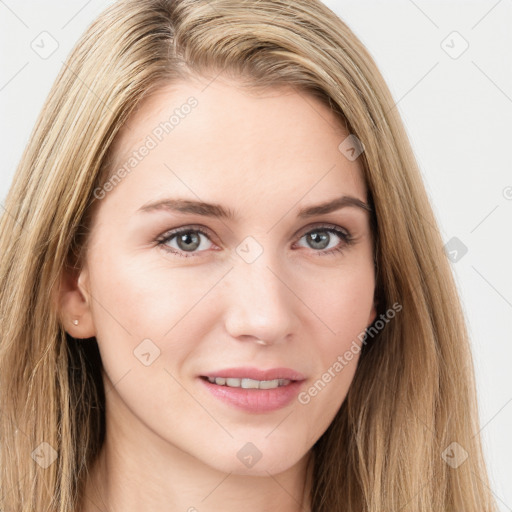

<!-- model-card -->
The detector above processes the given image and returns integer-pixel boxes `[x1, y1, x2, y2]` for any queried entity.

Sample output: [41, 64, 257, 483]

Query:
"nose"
[222, 254, 299, 346]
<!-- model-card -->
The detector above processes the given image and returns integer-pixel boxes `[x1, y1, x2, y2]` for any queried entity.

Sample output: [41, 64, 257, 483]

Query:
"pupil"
[309, 231, 329, 249]
[178, 232, 200, 251]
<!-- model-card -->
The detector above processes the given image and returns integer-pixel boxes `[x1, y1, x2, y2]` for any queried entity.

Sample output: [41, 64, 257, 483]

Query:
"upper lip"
[201, 366, 306, 381]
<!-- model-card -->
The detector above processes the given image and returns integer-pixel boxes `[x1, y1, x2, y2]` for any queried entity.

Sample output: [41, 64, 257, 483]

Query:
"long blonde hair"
[0, 0, 497, 510]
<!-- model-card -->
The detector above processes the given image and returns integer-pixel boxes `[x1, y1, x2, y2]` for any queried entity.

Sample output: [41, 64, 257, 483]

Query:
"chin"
[208, 442, 306, 477]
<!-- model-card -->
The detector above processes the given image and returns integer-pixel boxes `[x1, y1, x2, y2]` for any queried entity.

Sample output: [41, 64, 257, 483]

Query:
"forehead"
[100, 77, 368, 219]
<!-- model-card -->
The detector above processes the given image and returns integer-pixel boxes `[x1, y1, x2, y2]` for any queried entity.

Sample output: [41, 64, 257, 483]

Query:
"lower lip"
[199, 377, 304, 413]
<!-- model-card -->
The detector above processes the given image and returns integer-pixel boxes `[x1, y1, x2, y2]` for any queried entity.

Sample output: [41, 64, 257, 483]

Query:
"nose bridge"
[223, 242, 297, 343]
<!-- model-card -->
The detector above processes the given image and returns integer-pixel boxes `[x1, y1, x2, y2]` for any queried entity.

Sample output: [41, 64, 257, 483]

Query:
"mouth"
[198, 367, 306, 413]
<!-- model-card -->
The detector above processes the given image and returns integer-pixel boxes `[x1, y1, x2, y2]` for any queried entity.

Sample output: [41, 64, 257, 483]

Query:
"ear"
[56, 262, 96, 339]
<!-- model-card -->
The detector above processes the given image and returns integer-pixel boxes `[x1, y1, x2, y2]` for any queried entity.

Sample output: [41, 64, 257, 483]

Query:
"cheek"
[293, 263, 374, 419]
[295, 328, 364, 443]
[87, 244, 220, 339]
[302, 260, 375, 342]
[295, 351, 360, 450]
[85, 248, 220, 391]
[85, 251, 212, 433]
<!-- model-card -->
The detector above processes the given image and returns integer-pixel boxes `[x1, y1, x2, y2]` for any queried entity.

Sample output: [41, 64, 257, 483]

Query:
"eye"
[156, 225, 215, 258]
[155, 223, 354, 258]
[294, 224, 354, 256]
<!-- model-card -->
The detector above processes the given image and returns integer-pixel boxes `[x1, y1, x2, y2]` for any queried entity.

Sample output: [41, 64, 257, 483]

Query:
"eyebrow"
[137, 194, 372, 220]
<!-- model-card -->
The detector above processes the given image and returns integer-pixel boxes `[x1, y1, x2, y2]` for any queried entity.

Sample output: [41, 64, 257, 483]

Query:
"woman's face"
[72, 76, 376, 476]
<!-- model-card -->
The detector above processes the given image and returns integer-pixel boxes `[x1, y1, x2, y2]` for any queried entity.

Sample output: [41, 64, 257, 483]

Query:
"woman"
[0, 0, 497, 510]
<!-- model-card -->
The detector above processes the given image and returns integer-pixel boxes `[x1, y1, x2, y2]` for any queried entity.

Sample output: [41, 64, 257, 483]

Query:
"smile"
[204, 376, 292, 389]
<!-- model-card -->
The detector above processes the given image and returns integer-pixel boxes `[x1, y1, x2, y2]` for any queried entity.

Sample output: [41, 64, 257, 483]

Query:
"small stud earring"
[72, 319, 79, 326]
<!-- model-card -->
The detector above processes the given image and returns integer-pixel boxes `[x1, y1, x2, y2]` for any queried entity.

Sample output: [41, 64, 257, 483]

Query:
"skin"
[58, 75, 376, 512]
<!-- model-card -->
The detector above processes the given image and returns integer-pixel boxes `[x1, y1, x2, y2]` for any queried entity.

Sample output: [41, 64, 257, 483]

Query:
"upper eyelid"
[156, 224, 216, 244]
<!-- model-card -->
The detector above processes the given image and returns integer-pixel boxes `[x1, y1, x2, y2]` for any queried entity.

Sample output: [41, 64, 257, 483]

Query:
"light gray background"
[1, 0, 511, 507]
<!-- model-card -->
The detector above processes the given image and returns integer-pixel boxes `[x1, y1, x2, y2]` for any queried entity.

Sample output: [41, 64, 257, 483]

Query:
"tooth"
[259, 379, 280, 389]
[241, 378, 260, 389]
[206, 376, 292, 388]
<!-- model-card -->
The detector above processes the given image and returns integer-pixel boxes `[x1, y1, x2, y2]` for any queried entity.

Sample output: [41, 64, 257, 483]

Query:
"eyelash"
[155, 223, 354, 259]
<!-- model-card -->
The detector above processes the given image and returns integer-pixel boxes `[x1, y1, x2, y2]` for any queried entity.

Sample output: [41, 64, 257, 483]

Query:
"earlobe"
[56, 264, 96, 339]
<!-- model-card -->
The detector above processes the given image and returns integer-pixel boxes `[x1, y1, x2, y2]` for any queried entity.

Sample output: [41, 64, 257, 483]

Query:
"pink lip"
[199, 366, 306, 413]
